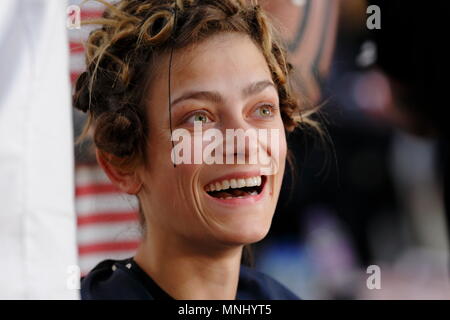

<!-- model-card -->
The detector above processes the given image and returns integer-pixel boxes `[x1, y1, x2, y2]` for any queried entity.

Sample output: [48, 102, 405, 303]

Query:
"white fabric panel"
[0, 0, 78, 299]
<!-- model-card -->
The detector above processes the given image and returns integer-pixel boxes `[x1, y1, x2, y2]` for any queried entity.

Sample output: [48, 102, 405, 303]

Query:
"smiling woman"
[74, 0, 318, 300]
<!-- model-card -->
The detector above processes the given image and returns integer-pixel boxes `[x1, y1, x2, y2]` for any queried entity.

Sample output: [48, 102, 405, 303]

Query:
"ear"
[95, 149, 142, 195]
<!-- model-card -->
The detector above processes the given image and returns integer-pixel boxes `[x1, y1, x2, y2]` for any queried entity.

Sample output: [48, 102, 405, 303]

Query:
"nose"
[220, 108, 261, 166]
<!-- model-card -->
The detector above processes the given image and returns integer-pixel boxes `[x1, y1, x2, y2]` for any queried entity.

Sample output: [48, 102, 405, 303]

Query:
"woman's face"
[138, 32, 287, 250]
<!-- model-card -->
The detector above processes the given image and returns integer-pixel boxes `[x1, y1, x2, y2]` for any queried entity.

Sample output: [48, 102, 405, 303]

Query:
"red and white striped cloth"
[69, 0, 141, 276]
[75, 165, 141, 276]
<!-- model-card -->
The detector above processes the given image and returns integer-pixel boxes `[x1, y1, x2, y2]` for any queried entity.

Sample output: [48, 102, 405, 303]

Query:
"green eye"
[258, 105, 273, 117]
[193, 113, 209, 123]
[186, 111, 212, 124]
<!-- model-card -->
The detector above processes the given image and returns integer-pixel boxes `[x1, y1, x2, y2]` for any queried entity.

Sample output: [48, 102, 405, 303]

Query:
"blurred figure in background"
[364, 0, 450, 298]
[368, 0, 450, 237]
[257, 0, 450, 299]
[261, 0, 339, 104]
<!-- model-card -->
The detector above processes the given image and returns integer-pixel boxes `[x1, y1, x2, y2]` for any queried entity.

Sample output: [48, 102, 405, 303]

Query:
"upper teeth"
[205, 176, 262, 192]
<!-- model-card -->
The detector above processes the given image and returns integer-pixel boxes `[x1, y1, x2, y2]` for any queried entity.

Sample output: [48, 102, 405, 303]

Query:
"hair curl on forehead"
[73, 0, 319, 169]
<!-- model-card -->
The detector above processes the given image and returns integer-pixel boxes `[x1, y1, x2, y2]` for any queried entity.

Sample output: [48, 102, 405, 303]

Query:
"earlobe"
[95, 149, 142, 195]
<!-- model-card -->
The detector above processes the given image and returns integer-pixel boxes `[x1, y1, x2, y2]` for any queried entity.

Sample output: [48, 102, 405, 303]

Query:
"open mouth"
[205, 175, 267, 200]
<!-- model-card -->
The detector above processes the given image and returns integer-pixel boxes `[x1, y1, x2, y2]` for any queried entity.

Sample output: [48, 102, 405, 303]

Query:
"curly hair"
[73, 0, 319, 170]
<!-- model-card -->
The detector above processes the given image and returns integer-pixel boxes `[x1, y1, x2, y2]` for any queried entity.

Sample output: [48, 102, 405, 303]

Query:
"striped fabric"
[75, 165, 141, 276]
[69, 0, 141, 276]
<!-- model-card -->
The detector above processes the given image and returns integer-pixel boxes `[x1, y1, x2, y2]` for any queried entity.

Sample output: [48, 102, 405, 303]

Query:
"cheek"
[279, 129, 288, 159]
[141, 163, 204, 233]
[277, 134, 288, 184]
[145, 122, 202, 201]
[273, 122, 288, 165]
[273, 128, 288, 186]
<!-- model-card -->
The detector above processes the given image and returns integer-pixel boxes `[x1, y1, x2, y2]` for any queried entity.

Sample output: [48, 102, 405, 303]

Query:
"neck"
[134, 227, 243, 300]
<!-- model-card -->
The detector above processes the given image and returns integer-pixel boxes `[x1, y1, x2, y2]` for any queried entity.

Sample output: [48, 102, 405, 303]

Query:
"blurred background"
[22, 0, 450, 299]
[257, 0, 450, 299]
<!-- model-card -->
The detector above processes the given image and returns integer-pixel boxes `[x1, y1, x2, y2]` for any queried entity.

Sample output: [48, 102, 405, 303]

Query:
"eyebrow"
[170, 80, 276, 107]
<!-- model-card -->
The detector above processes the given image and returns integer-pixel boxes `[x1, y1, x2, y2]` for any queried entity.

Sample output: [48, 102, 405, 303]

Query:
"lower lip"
[204, 178, 267, 207]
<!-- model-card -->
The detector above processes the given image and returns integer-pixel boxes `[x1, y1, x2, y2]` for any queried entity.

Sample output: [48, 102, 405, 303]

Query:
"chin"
[216, 217, 273, 246]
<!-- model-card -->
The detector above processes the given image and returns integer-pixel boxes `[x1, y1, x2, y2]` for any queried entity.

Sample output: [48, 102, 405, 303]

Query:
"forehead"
[161, 32, 272, 91]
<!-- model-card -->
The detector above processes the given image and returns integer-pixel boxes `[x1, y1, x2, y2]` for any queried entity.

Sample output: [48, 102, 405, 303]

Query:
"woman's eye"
[186, 112, 212, 124]
[255, 104, 275, 118]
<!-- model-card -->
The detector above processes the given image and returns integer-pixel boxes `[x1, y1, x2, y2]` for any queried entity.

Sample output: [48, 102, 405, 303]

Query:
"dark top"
[81, 258, 300, 300]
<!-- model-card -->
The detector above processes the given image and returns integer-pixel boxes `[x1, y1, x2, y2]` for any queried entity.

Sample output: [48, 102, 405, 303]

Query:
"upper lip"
[204, 170, 264, 189]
